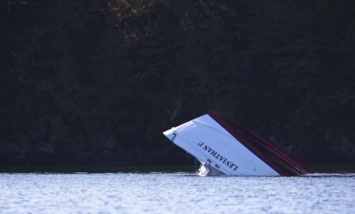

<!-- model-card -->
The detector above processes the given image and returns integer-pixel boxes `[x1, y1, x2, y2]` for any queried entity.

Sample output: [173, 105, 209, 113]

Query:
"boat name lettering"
[197, 142, 238, 171]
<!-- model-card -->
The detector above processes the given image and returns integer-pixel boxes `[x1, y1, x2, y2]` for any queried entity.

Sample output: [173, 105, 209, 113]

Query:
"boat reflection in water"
[163, 112, 310, 176]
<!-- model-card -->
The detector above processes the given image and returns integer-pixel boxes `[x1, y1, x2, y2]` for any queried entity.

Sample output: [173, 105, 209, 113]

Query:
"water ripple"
[0, 173, 354, 213]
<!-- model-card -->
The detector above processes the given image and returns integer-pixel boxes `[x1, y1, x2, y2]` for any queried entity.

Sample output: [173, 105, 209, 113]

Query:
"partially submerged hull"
[163, 112, 309, 176]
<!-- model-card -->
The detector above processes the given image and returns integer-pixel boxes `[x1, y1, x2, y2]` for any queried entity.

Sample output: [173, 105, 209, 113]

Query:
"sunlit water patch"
[0, 173, 354, 213]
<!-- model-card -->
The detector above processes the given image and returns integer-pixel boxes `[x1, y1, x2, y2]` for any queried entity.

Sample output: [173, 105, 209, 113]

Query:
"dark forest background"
[1, 0, 355, 166]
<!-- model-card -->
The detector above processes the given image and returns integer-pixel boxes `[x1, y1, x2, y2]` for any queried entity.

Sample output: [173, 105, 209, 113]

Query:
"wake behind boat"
[163, 112, 310, 176]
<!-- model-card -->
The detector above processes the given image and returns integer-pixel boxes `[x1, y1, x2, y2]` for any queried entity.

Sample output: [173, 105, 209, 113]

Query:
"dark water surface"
[0, 172, 354, 213]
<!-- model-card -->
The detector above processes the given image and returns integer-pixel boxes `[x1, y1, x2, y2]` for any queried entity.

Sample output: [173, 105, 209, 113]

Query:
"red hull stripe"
[208, 111, 309, 176]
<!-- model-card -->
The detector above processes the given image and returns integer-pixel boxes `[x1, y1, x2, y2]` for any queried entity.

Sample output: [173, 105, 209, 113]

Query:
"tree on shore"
[1, 0, 354, 165]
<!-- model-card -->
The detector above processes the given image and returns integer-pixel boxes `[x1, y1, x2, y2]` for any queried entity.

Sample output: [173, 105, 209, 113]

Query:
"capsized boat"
[163, 112, 310, 176]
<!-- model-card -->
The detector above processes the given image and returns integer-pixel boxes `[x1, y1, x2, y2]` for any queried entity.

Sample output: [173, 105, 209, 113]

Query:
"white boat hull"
[163, 114, 280, 176]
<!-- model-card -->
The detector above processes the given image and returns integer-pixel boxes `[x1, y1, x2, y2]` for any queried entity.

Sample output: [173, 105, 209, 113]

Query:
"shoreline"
[0, 165, 354, 173]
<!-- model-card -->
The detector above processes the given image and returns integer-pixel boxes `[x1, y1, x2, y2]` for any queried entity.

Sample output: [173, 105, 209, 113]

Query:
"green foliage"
[0, 0, 354, 165]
